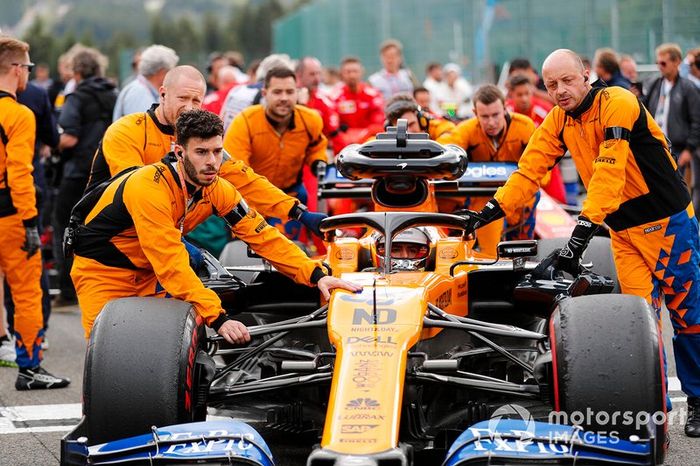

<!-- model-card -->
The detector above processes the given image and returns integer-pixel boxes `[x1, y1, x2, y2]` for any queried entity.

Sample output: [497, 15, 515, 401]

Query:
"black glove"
[455, 199, 505, 233]
[21, 226, 41, 259]
[533, 216, 599, 278]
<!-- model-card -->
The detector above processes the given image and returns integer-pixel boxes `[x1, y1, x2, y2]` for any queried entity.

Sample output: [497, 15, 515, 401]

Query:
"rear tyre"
[551, 294, 666, 464]
[536, 236, 619, 292]
[83, 297, 207, 444]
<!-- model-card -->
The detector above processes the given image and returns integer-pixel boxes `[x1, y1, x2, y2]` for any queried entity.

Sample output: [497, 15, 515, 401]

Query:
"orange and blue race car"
[62, 121, 666, 465]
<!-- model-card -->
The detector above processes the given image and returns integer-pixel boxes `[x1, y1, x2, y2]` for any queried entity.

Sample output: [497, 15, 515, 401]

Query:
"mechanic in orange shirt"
[333, 56, 385, 152]
[438, 84, 536, 257]
[465, 50, 700, 436]
[88, 66, 327, 238]
[506, 73, 566, 204]
[72, 109, 360, 340]
[223, 67, 328, 239]
[0, 36, 69, 390]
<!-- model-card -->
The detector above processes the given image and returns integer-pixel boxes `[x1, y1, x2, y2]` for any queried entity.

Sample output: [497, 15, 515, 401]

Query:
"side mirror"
[497, 240, 538, 259]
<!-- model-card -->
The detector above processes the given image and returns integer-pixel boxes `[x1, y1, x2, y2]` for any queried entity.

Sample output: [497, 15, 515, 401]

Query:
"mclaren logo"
[397, 162, 408, 169]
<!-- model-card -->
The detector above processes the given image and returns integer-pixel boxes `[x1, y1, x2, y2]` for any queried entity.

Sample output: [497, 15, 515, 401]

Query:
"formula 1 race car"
[62, 121, 665, 465]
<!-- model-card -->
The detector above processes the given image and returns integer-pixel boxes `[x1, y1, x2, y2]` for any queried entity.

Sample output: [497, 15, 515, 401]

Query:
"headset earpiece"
[416, 106, 431, 132]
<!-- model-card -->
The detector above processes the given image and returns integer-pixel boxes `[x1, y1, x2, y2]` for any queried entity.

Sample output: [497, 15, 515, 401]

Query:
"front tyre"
[550, 294, 666, 464]
[83, 297, 208, 445]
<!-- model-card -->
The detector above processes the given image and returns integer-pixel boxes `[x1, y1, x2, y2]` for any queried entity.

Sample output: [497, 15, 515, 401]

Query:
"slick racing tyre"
[536, 236, 619, 292]
[83, 297, 208, 445]
[551, 294, 666, 464]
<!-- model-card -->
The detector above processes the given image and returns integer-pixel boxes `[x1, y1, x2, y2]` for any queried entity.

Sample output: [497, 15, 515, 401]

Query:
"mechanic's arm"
[100, 116, 149, 175]
[124, 172, 249, 344]
[6, 106, 38, 225]
[436, 119, 468, 147]
[303, 115, 329, 170]
[431, 119, 456, 141]
[223, 112, 253, 166]
[214, 180, 361, 297]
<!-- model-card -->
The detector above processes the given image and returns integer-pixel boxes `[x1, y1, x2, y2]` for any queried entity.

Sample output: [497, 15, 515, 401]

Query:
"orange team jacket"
[223, 104, 328, 190]
[0, 92, 38, 225]
[494, 85, 689, 231]
[88, 104, 297, 219]
[75, 159, 325, 325]
[438, 112, 535, 162]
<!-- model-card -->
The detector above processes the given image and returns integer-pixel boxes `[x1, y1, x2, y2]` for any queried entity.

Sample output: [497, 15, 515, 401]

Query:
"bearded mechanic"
[87, 65, 325, 236]
[465, 49, 700, 437]
[71, 109, 361, 342]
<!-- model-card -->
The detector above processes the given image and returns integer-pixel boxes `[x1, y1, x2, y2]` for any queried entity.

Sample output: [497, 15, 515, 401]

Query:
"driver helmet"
[375, 227, 431, 271]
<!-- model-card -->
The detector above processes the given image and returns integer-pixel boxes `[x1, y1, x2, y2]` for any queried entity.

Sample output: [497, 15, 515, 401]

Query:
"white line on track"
[0, 378, 687, 435]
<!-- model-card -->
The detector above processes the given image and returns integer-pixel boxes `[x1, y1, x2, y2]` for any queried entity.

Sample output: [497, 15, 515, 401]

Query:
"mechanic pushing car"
[87, 65, 327, 237]
[70, 109, 361, 343]
[438, 84, 538, 257]
[465, 48, 700, 437]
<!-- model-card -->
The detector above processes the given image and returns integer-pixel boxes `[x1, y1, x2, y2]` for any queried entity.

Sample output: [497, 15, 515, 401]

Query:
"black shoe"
[686, 397, 700, 437]
[15, 366, 71, 390]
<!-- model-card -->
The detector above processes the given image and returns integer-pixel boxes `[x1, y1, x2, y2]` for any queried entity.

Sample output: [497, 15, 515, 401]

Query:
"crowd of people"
[0, 32, 699, 437]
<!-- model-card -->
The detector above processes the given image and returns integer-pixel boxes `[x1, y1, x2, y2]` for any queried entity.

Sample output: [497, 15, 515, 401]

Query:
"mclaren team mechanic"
[438, 84, 537, 257]
[465, 49, 700, 437]
[71, 109, 361, 342]
[87, 65, 326, 237]
[0, 35, 69, 390]
[383, 93, 455, 140]
[223, 66, 328, 238]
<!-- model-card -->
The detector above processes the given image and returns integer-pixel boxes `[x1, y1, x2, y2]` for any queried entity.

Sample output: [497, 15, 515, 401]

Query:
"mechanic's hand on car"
[454, 199, 505, 234]
[317, 276, 363, 300]
[21, 225, 41, 259]
[532, 216, 599, 279]
[217, 319, 251, 345]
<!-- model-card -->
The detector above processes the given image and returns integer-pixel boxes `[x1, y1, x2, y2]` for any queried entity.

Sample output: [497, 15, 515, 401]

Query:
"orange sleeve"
[579, 90, 637, 224]
[5, 104, 38, 223]
[429, 118, 456, 141]
[303, 110, 329, 168]
[437, 119, 470, 148]
[123, 169, 225, 325]
[218, 157, 297, 219]
[211, 178, 324, 286]
[223, 112, 253, 166]
[101, 115, 149, 175]
[494, 110, 567, 218]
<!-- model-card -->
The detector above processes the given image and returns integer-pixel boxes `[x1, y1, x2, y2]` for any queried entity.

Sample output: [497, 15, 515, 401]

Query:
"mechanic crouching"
[70, 109, 361, 344]
[464, 49, 700, 437]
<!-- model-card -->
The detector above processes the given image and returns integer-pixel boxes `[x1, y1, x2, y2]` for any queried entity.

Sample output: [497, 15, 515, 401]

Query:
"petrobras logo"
[464, 164, 512, 179]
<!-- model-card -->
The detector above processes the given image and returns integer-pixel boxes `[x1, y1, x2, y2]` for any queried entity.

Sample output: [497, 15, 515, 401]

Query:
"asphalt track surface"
[0, 303, 698, 466]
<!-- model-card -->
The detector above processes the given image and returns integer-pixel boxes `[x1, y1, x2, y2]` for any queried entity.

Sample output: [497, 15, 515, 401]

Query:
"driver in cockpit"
[373, 228, 432, 271]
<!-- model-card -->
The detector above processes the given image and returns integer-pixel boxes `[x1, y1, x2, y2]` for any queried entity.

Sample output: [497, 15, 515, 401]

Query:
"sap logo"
[347, 336, 396, 345]
[465, 164, 509, 178]
[341, 424, 379, 434]
[352, 308, 396, 325]
[345, 398, 380, 409]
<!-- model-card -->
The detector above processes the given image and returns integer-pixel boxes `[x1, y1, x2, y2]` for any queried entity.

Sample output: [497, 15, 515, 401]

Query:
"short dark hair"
[425, 62, 441, 74]
[473, 84, 505, 107]
[507, 74, 531, 89]
[509, 58, 532, 73]
[264, 66, 296, 88]
[340, 56, 361, 67]
[594, 48, 620, 75]
[413, 86, 429, 97]
[72, 49, 103, 79]
[176, 109, 223, 147]
[385, 94, 418, 122]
